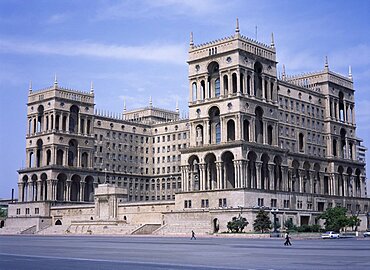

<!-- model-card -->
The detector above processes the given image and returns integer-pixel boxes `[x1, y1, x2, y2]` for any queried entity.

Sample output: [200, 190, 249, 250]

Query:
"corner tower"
[182, 21, 281, 192]
[18, 80, 97, 203]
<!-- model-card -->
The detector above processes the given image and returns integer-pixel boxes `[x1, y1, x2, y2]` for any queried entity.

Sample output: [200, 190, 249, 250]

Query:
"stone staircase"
[131, 224, 161, 235]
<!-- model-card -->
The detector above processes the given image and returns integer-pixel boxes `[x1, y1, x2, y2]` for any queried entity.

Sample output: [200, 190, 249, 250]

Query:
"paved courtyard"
[0, 235, 369, 270]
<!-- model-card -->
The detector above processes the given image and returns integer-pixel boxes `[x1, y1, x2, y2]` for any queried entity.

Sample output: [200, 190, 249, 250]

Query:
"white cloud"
[0, 39, 187, 65]
[96, 0, 233, 20]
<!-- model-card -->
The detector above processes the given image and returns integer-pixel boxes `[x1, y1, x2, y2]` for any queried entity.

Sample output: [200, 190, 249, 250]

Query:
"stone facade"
[2, 22, 369, 234]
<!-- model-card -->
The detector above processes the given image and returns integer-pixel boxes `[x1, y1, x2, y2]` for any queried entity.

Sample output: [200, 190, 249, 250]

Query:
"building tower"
[18, 80, 97, 203]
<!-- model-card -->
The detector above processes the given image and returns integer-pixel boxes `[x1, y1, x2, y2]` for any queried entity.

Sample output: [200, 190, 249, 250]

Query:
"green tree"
[347, 215, 361, 231]
[0, 208, 7, 218]
[253, 210, 271, 233]
[227, 215, 249, 233]
[318, 206, 349, 232]
[284, 219, 295, 231]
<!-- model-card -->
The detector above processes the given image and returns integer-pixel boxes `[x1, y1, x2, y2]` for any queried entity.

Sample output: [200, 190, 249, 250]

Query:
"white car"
[321, 231, 340, 239]
[364, 230, 370, 237]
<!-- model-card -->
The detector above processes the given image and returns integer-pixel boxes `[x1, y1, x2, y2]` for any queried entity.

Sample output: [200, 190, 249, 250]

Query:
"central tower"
[181, 20, 281, 193]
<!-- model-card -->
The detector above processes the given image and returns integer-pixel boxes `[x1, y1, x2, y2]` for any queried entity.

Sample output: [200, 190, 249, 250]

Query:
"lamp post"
[238, 205, 243, 217]
[104, 168, 107, 184]
[271, 208, 280, 237]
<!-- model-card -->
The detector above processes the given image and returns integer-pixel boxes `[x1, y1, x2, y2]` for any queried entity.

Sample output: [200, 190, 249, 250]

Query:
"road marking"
[0, 252, 252, 270]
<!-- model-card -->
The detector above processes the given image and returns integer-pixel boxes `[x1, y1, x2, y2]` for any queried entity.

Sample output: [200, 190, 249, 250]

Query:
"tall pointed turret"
[270, 32, 275, 48]
[348, 65, 353, 80]
[149, 96, 153, 108]
[54, 74, 58, 88]
[29, 81, 32, 94]
[90, 81, 94, 94]
[176, 99, 179, 113]
[190, 32, 194, 48]
[235, 18, 240, 38]
[282, 64, 286, 80]
[324, 56, 329, 71]
[123, 98, 126, 113]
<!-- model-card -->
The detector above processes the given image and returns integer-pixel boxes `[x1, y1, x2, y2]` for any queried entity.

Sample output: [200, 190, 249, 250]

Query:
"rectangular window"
[258, 198, 264, 207]
[16, 208, 21, 215]
[25, 208, 30, 215]
[201, 199, 209, 208]
[35, 208, 39, 214]
[283, 200, 290, 208]
[271, 199, 277, 208]
[219, 198, 227, 207]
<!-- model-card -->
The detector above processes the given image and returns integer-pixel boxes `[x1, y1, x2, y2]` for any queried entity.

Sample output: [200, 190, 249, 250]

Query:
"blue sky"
[0, 0, 369, 198]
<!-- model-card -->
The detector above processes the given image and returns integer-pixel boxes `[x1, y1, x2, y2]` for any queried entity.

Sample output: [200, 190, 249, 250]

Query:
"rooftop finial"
[149, 96, 153, 108]
[235, 18, 240, 38]
[29, 81, 32, 93]
[348, 65, 352, 80]
[123, 98, 126, 112]
[54, 74, 58, 88]
[282, 64, 286, 80]
[190, 32, 194, 48]
[324, 56, 329, 71]
[176, 98, 179, 113]
[270, 32, 275, 48]
[90, 81, 94, 94]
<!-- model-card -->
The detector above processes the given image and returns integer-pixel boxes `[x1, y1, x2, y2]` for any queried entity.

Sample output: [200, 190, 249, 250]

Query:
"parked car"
[364, 230, 370, 237]
[321, 231, 340, 239]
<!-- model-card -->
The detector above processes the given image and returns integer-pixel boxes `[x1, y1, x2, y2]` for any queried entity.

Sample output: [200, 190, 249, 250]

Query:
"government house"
[2, 21, 369, 235]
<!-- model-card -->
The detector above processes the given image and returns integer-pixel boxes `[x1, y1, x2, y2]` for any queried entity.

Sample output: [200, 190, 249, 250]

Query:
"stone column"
[66, 180, 71, 201]
[251, 71, 255, 96]
[18, 182, 24, 202]
[36, 180, 42, 201]
[233, 160, 239, 188]
[282, 166, 288, 191]
[256, 162, 262, 189]
[268, 164, 274, 190]
[216, 162, 222, 189]
[80, 181, 85, 201]
[245, 159, 250, 188]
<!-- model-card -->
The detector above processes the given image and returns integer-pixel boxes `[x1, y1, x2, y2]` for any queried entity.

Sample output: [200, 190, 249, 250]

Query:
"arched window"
[46, 149, 51, 166]
[333, 139, 337, 157]
[339, 92, 345, 122]
[227, 120, 235, 141]
[267, 125, 273, 145]
[29, 152, 34, 168]
[340, 129, 346, 158]
[81, 152, 88, 168]
[56, 149, 64, 166]
[200, 80, 205, 100]
[299, 133, 304, 152]
[254, 62, 263, 97]
[37, 105, 44, 132]
[68, 140, 78, 166]
[55, 115, 60, 130]
[232, 73, 237, 93]
[240, 73, 244, 93]
[247, 75, 251, 95]
[255, 107, 264, 143]
[223, 75, 228, 95]
[215, 78, 220, 97]
[69, 105, 79, 133]
[207, 62, 219, 98]
[36, 139, 43, 167]
[192, 82, 197, 101]
[216, 123, 221, 144]
[243, 119, 250, 141]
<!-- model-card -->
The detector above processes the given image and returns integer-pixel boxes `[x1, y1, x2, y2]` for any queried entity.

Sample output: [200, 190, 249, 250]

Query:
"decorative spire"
[54, 74, 58, 88]
[149, 96, 153, 108]
[324, 56, 329, 71]
[90, 81, 94, 94]
[176, 99, 179, 113]
[29, 81, 32, 93]
[190, 32, 194, 48]
[270, 32, 275, 48]
[123, 98, 126, 113]
[348, 65, 352, 80]
[282, 64, 286, 80]
[235, 18, 240, 38]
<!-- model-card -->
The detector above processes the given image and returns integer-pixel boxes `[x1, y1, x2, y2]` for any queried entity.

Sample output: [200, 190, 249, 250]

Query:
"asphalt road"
[0, 235, 369, 270]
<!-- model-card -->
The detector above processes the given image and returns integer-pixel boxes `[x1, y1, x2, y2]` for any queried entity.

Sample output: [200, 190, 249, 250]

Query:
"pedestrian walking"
[191, 230, 196, 240]
[284, 232, 292, 246]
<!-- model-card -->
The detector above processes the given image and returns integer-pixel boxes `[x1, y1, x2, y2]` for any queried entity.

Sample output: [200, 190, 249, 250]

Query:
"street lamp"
[270, 208, 280, 237]
[237, 205, 243, 217]
[104, 168, 107, 184]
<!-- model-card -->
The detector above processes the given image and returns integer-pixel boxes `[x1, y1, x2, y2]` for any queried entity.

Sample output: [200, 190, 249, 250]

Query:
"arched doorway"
[221, 151, 235, 189]
[213, 218, 220, 233]
[70, 174, 81, 201]
[55, 219, 62, 225]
